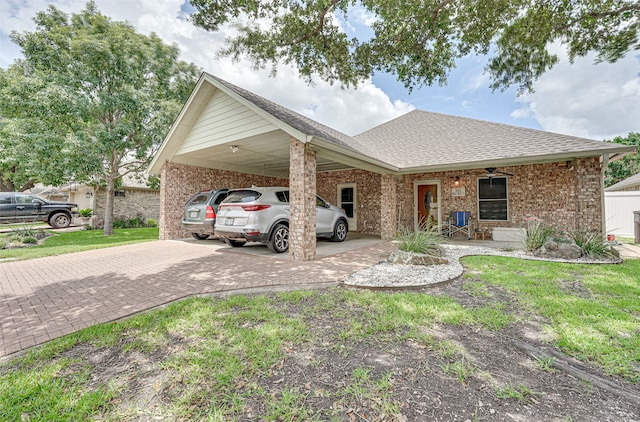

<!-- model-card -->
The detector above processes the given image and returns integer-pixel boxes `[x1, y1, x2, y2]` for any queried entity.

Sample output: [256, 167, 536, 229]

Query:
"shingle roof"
[351, 110, 629, 170]
[606, 172, 640, 191]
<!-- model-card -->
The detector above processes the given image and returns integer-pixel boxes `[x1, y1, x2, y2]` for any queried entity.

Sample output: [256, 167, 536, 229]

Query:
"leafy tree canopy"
[0, 1, 200, 234]
[605, 132, 640, 187]
[189, 0, 640, 92]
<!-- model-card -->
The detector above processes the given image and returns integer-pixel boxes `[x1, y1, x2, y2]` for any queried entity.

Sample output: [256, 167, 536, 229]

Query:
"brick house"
[148, 73, 632, 260]
[58, 174, 160, 223]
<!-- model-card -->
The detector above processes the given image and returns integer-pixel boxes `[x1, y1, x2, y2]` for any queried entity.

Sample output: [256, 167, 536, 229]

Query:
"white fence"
[605, 192, 640, 237]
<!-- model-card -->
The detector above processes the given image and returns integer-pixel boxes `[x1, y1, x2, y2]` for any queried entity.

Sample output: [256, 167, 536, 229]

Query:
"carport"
[149, 73, 395, 260]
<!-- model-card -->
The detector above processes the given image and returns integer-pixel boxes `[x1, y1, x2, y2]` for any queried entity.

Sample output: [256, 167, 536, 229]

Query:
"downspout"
[601, 154, 609, 239]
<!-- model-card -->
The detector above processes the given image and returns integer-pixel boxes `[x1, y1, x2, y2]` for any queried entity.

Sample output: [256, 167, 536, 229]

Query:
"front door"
[337, 183, 357, 231]
[414, 181, 441, 231]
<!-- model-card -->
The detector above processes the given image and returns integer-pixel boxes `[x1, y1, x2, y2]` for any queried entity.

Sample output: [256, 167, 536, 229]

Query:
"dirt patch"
[23, 279, 640, 421]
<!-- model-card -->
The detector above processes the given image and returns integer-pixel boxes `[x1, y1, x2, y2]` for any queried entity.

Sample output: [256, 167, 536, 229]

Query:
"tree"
[605, 133, 640, 187]
[0, 1, 200, 235]
[189, 0, 639, 92]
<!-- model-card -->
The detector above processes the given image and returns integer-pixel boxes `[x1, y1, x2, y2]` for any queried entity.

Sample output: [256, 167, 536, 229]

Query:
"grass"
[0, 288, 518, 420]
[462, 256, 640, 381]
[2, 257, 639, 418]
[0, 227, 159, 260]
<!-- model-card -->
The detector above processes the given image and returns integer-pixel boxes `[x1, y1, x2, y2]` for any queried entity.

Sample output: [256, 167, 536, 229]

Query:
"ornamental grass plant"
[395, 218, 444, 256]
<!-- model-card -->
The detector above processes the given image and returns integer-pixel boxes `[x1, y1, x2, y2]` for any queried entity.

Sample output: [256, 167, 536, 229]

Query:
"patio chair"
[447, 211, 472, 239]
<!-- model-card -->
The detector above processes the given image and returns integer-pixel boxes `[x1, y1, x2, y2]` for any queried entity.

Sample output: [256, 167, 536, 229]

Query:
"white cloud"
[0, 0, 412, 135]
[3, 1, 637, 140]
[513, 49, 640, 140]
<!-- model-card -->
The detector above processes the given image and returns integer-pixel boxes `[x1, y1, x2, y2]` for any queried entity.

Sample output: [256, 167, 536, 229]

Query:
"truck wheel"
[191, 233, 209, 240]
[49, 212, 71, 229]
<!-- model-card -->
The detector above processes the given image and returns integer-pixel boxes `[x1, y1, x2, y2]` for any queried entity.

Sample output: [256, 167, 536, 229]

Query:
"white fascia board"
[396, 147, 637, 175]
[309, 138, 398, 174]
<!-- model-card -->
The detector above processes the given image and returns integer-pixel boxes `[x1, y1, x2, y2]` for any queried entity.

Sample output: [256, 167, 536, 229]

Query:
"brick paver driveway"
[0, 240, 390, 358]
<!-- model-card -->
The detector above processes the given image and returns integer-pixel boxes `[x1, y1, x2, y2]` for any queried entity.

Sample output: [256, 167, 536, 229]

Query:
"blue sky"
[1, 0, 638, 139]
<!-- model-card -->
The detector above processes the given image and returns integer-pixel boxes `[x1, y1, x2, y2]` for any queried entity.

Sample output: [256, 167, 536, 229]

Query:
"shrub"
[79, 208, 92, 217]
[395, 219, 444, 255]
[524, 219, 554, 251]
[0, 238, 7, 249]
[112, 214, 157, 228]
[570, 229, 617, 259]
[10, 225, 39, 239]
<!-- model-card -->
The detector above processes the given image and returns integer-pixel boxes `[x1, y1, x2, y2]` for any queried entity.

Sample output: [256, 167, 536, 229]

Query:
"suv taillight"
[206, 205, 216, 219]
[241, 204, 271, 211]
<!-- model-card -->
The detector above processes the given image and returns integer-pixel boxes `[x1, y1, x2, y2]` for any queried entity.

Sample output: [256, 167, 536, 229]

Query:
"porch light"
[85, 192, 93, 198]
[454, 176, 460, 186]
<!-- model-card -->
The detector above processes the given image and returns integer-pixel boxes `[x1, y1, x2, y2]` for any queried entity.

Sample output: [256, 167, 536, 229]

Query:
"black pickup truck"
[0, 192, 78, 228]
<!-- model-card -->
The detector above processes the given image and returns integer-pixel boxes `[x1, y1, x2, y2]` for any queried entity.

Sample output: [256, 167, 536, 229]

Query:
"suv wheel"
[331, 219, 348, 242]
[49, 212, 71, 229]
[191, 233, 209, 240]
[268, 224, 289, 253]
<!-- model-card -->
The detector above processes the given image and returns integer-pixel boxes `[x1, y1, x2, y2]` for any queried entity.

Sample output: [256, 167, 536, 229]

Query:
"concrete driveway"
[0, 238, 390, 358]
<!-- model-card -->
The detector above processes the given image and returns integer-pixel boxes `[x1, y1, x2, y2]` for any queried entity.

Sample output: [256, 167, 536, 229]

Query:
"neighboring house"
[606, 172, 640, 192]
[148, 73, 633, 260]
[605, 173, 640, 237]
[58, 173, 160, 222]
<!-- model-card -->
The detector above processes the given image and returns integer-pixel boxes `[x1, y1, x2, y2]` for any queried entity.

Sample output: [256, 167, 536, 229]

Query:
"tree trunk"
[103, 154, 119, 236]
[103, 176, 115, 236]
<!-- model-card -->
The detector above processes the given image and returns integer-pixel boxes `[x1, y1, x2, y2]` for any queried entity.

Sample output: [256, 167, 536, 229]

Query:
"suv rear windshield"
[186, 193, 211, 206]
[224, 190, 262, 203]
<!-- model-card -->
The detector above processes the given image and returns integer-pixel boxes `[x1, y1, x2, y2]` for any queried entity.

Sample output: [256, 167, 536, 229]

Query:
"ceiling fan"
[485, 167, 514, 177]
[485, 167, 514, 186]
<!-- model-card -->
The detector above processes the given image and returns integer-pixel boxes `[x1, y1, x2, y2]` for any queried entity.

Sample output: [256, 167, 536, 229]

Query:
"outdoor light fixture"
[85, 192, 93, 198]
[230, 145, 239, 153]
[454, 176, 460, 186]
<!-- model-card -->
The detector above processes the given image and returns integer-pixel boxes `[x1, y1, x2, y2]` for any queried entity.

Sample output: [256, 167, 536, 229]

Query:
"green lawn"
[1, 257, 638, 420]
[0, 227, 159, 261]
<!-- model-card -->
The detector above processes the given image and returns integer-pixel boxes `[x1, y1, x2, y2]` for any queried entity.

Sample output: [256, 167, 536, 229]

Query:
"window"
[275, 191, 289, 203]
[15, 194, 36, 204]
[478, 177, 508, 221]
[114, 190, 126, 197]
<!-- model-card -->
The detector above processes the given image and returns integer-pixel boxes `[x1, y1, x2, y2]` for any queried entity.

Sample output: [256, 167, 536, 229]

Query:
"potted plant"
[79, 208, 92, 223]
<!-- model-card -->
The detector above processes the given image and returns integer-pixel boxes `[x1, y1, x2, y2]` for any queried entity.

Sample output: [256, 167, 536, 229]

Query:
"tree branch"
[559, 3, 640, 32]
[286, 0, 341, 46]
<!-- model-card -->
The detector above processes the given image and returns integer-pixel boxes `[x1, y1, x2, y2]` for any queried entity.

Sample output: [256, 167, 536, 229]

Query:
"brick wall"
[159, 158, 604, 241]
[94, 188, 160, 222]
[316, 169, 382, 234]
[399, 159, 604, 235]
[159, 162, 288, 239]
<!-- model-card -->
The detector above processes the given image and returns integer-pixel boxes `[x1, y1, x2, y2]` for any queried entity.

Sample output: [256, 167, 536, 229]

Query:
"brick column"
[289, 137, 317, 260]
[380, 174, 398, 240]
[159, 162, 169, 240]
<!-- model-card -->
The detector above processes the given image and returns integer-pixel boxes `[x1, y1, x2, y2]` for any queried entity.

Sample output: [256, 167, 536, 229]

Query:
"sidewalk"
[614, 243, 640, 259]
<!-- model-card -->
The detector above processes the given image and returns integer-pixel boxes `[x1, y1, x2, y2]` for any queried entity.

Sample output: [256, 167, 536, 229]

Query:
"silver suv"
[214, 187, 348, 253]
